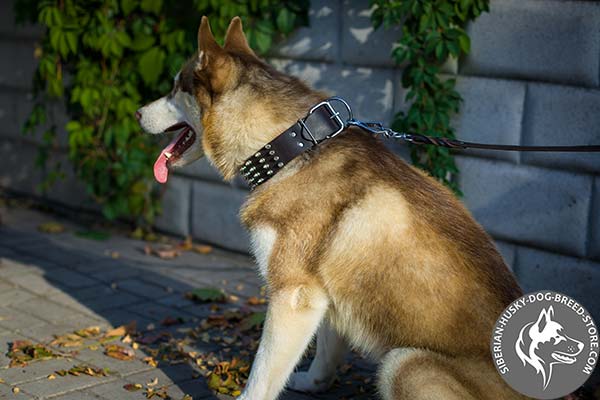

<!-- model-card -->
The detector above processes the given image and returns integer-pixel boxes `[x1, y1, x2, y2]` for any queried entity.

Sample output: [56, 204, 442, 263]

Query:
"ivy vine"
[371, 0, 489, 193]
[15, 0, 309, 227]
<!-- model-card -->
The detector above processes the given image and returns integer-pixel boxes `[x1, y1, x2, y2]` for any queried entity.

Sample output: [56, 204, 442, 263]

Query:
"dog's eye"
[554, 336, 564, 344]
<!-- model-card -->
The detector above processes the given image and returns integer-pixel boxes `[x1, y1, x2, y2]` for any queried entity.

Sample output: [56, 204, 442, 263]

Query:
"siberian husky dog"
[137, 16, 527, 400]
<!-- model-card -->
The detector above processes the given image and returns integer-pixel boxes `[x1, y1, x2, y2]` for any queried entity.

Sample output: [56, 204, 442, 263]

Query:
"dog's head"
[137, 16, 318, 183]
[515, 306, 584, 388]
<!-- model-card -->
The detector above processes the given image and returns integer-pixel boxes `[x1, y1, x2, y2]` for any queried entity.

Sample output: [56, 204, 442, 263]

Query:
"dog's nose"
[135, 110, 142, 121]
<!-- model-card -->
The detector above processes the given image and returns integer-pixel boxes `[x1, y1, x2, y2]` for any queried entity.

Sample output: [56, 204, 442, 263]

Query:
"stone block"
[462, 0, 600, 87]
[452, 76, 525, 163]
[515, 246, 600, 321]
[341, 0, 401, 67]
[457, 156, 592, 257]
[176, 157, 223, 182]
[190, 180, 249, 253]
[154, 175, 191, 237]
[0, 1, 43, 38]
[521, 83, 600, 174]
[271, 0, 340, 62]
[495, 240, 516, 271]
[0, 38, 38, 90]
[271, 59, 395, 123]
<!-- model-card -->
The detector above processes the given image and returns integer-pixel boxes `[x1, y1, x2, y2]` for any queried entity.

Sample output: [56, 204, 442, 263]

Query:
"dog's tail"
[377, 348, 526, 400]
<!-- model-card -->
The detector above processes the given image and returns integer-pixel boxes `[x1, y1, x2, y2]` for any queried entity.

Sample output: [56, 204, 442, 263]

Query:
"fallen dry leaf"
[147, 377, 159, 387]
[185, 287, 227, 303]
[8, 340, 60, 367]
[47, 374, 56, 380]
[143, 356, 158, 368]
[123, 383, 143, 392]
[12, 387, 20, 394]
[104, 344, 135, 361]
[144, 244, 180, 259]
[247, 296, 266, 306]
[193, 244, 213, 254]
[55, 364, 109, 377]
[160, 316, 184, 327]
[38, 221, 65, 234]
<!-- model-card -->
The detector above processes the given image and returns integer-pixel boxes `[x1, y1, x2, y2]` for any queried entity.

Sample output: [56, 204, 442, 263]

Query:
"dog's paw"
[288, 371, 332, 393]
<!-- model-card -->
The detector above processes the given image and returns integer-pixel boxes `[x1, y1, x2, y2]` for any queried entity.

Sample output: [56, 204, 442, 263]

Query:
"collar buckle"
[299, 97, 352, 145]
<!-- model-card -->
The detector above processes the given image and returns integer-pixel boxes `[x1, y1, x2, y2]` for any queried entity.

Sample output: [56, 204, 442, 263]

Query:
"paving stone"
[340, 0, 401, 67]
[271, 0, 340, 62]
[125, 302, 193, 323]
[0, 358, 76, 385]
[89, 378, 145, 400]
[60, 290, 144, 313]
[17, 320, 108, 344]
[0, 382, 34, 398]
[0, 306, 48, 331]
[271, 59, 395, 124]
[122, 363, 200, 386]
[191, 181, 249, 253]
[26, 243, 96, 270]
[44, 267, 100, 289]
[46, 292, 103, 318]
[93, 310, 153, 332]
[90, 267, 141, 284]
[114, 279, 170, 300]
[73, 348, 154, 378]
[154, 175, 192, 237]
[166, 379, 213, 399]
[155, 294, 197, 309]
[177, 158, 224, 184]
[17, 369, 117, 398]
[515, 246, 600, 322]
[451, 76, 525, 163]
[0, 288, 35, 307]
[48, 391, 104, 400]
[521, 83, 600, 174]
[12, 298, 91, 325]
[7, 273, 65, 297]
[462, 0, 600, 87]
[457, 156, 592, 257]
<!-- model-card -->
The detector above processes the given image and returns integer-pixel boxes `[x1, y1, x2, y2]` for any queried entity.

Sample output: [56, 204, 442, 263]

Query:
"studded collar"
[239, 99, 348, 189]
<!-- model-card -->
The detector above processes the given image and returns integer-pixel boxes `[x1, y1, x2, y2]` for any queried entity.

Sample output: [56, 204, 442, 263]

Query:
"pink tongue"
[153, 150, 171, 184]
[153, 133, 181, 184]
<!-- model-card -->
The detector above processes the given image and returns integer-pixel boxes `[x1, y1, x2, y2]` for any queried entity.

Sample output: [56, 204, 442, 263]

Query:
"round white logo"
[491, 291, 598, 399]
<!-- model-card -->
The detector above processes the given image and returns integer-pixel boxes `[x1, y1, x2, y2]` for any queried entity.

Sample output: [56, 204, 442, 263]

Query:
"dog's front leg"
[288, 317, 348, 393]
[238, 285, 328, 400]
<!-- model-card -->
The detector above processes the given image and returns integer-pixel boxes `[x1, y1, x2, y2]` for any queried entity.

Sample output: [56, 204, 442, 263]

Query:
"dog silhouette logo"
[515, 306, 584, 389]
[491, 291, 598, 399]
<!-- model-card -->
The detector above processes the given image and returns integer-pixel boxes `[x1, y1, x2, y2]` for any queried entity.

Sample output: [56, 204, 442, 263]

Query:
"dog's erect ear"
[197, 16, 225, 67]
[535, 307, 551, 333]
[224, 17, 255, 55]
[197, 16, 234, 92]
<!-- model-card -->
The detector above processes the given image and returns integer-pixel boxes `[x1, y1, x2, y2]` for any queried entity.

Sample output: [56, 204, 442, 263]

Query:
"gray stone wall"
[1, 1, 599, 317]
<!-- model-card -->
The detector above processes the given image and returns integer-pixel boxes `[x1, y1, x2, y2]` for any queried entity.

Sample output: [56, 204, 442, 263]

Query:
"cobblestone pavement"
[0, 204, 376, 400]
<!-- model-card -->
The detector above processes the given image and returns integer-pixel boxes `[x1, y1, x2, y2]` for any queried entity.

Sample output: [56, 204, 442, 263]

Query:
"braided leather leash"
[346, 119, 600, 153]
[240, 97, 600, 189]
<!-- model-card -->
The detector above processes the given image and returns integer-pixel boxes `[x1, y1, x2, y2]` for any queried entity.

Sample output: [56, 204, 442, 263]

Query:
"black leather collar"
[239, 99, 349, 189]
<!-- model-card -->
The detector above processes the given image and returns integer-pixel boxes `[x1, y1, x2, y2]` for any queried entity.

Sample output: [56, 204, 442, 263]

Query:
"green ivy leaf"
[140, 0, 162, 15]
[138, 47, 165, 85]
[121, 0, 138, 15]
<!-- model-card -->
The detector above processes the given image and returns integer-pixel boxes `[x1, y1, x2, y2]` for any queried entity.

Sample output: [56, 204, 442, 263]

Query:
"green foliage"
[371, 0, 489, 194]
[16, 0, 308, 227]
